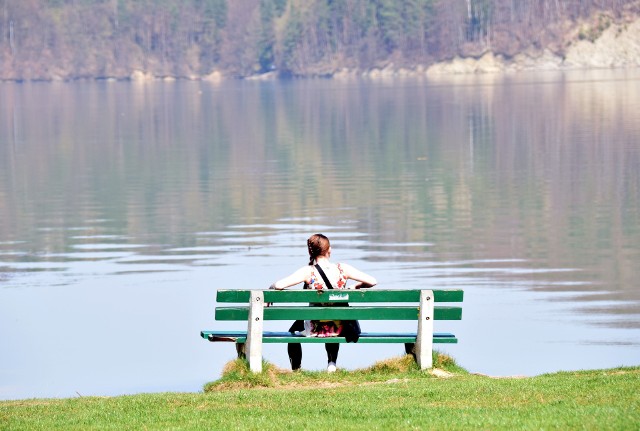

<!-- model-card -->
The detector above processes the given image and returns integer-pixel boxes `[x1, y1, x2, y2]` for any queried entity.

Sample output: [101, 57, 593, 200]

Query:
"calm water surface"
[1, 70, 639, 400]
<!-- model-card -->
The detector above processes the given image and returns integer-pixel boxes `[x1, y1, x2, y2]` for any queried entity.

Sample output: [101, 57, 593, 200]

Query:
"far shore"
[2, 17, 639, 85]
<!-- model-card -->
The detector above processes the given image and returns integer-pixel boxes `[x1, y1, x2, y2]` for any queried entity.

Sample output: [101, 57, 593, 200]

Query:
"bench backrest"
[215, 289, 463, 321]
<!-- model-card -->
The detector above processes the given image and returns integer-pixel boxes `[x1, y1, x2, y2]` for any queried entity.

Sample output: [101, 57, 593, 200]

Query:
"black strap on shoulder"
[314, 264, 334, 289]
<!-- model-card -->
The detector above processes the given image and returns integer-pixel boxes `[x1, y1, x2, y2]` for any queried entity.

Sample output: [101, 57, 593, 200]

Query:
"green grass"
[2, 353, 639, 430]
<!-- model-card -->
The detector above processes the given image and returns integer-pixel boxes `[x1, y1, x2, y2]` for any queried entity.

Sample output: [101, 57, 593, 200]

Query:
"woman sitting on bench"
[269, 233, 377, 372]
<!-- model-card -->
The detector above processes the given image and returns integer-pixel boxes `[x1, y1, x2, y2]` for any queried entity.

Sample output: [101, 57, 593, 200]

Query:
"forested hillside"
[0, 0, 638, 81]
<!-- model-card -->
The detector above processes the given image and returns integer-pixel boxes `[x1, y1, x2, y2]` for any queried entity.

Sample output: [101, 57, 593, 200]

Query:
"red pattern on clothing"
[336, 263, 346, 288]
[305, 263, 349, 337]
[309, 263, 347, 290]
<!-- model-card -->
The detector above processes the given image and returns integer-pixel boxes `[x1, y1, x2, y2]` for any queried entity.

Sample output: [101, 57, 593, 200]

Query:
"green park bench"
[201, 289, 463, 373]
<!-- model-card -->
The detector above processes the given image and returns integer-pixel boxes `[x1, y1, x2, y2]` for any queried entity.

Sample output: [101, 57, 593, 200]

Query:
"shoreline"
[2, 62, 638, 85]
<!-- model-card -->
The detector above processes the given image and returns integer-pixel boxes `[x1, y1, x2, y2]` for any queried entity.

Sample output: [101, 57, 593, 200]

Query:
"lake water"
[1, 70, 639, 400]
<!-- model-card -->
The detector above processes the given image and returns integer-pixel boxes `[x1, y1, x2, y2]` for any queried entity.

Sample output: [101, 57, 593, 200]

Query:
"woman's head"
[307, 233, 330, 265]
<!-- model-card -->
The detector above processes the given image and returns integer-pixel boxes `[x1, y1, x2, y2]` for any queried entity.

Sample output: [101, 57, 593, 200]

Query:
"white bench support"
[415, 289, 434, 370]
[246, 290, 265, 373]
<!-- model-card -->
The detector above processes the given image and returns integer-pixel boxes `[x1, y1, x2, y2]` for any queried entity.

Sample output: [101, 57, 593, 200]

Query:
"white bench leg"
[246, 290, 264, 373]
[415, 289, 434, 370]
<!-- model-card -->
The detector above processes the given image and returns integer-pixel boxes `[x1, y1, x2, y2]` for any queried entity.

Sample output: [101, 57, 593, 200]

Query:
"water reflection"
[0, 70, 639, 399]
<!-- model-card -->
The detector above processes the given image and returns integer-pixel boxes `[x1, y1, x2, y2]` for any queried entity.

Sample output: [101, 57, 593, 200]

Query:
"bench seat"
[201, 330, 458, 344]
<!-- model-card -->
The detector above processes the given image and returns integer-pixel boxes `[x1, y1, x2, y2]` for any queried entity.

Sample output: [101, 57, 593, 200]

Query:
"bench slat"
[201, 330, 458, 344]
[216, 289, 463, 304]
[215, 305, 462, 321]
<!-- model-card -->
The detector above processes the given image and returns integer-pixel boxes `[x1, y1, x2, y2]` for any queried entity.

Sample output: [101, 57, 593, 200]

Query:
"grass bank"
[1, 353, 639, 430]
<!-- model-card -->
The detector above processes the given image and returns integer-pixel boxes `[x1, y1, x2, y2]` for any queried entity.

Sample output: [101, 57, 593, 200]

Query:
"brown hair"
[307, 233, 330, 265]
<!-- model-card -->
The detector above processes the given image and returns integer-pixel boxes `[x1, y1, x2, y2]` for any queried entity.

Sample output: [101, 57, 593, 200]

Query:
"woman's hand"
[353, 282, 375, 289]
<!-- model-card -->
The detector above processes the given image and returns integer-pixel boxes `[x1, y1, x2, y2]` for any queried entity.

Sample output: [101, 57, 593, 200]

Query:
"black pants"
[287, 342, 339, 370]
[287, 319, 339, 370]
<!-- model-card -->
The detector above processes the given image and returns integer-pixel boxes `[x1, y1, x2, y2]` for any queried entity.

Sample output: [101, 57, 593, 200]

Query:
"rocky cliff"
[425, 17, 640, 76]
